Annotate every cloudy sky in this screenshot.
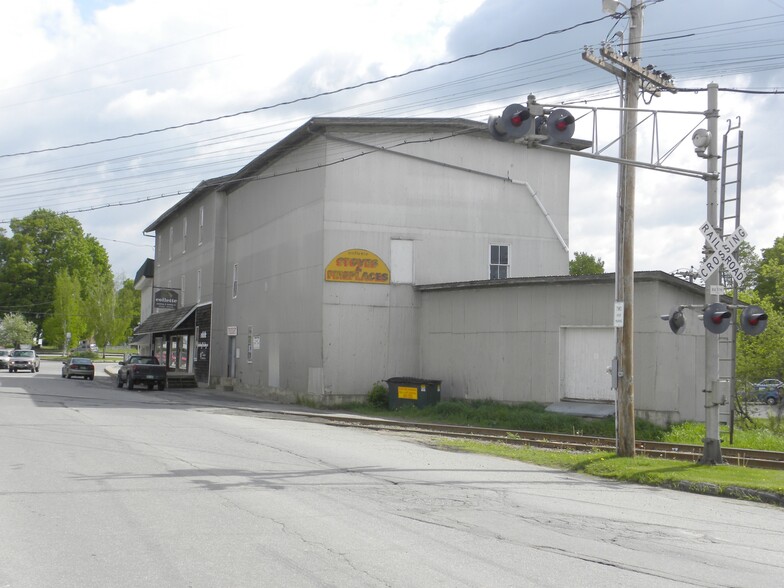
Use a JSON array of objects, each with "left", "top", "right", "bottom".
[{"left": 2, "top": 0, "right": 784, "bottom": 281}]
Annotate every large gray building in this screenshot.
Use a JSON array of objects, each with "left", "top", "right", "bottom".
[{"left": 133, "top": 116, "right": 706, "bottom": 425}]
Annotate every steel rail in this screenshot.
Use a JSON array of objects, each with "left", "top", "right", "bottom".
[{"left": 264, "top": 411, "right": 784, "bottom": 470}]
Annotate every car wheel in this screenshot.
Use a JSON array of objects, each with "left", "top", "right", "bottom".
[
  {"left": 89, "top": 376, "right": 94, "bottom": 381},
  {"left": 35, "top": 366, "right": 39, "bottom": 372},
  {"left": 116, "top": 376, "right": 124, "bottom": 388},
  {"left": 158, "top": 382, "right": 166, "bottom": 391},
  {"left": 127, "top": 378, "right": 134, "bottom": 390},
  {"left": 67, "top": 374, "right": 72, "bottom": 379},
  {"left": 61, "top": 372, "right": 65, "bottom": 378},
  {"left": 767, "top": 396, "right": 778, "bottom": 405},
  {"left": 147, "top": 383, "right": 154, "bottom": 391}
]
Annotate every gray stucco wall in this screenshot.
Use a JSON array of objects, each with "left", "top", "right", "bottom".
[{"left": 418, "top": 273, "right": 706, "bottom": 425}]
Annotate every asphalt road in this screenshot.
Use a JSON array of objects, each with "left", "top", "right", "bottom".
[{"left": 2, "top": 361, "right": 783, "bottom": 587}]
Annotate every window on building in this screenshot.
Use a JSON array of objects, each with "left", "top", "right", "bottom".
[
  {"left": 232, "top": 263, "right": 239, "bottom": 299},
  {"left": 168, "top": 226, "right": 174, "bottom": 261},
  {"left": 182, "top": 217, "right": 188, "bottom": 254},
  {"left": 489, "top": 244, "right": 509, "bottom": 279},
  {"left": 198, "top": 206, "right": 204, "bottom": 246},
  {"left": 196, "top": 269, "right": 202, "bottom": 303},
  {"left": 391, "top": 239, "right": 414, "bottom": 284}
]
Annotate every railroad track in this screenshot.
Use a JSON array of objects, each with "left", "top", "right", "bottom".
[{"left": 268, "top": 411, "right": 784, "bottom": 470}]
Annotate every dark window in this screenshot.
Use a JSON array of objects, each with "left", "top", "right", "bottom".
[{"left": 490, "top": 244, "right": 509, "bottom": 279}]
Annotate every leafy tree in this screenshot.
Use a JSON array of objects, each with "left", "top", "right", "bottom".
[
  {"left": 0, "top": 209, "right": 112, "bottom": 331},
  {"left": 735, "top": 292, "right": 784, "bottom": 384},
  {"left": 727, "top": 241, "right": 761, "bottom": 293},
  {"left": 0, "top": 313, "right": 38, "bottom": 348},
  {"left": 116, "top": 278, "right": 141, "bottom": 342},
  {"left": 569, "top": 251, "right": 605, "bottom": 276},
  {"left": 84, "top": 273, "right": 123, "bottom": 354},
  {"left": 42, "top": 270, "right": 87, "bottom": 352},
  {"left": 756, "top": 236, "right": 784, "bottom": 310}
]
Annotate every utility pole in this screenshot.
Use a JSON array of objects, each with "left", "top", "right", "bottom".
[
  {"left": 699, "top": 82, "right": 724, "bottom": 464},
  {"left": 615, "top": 0, "right": 643, "bottom": 457},
  {"left": 584, "top": 0, "right": 645, "bottom": 457}
]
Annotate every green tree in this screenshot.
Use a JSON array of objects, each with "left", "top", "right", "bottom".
[
  {"left": 84, "top": 273, "right": 122, "bottom": 354},
  {"left": 0, "top": 209, "right": 112, "bottom": 331},
  {"left": 569, "top": 251, "right": 605, "bottom": 276},
  {"left": 756, "top": 236, "right": 784, "bottom": 310},
  {"left": 736, "top": 292, "right": 784, "bottom": 383},
  {"left": 115, "top": 278, "right": 141, "bottom": 341},
  {"left": 726, "top": 241, "right": 761, "bottom": 293},
  {"left": 42, "top": 270, "right": 87, "bottom": 352},
  {"left": 0, "top": 313, "right": 38, "bottom": 348}
]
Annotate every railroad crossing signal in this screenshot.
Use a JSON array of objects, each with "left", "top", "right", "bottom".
[
  {"left": 660, "top": 306, "right": 686, "bottom": 334},
  {"left": 740, "top": 305, "right": 768, "bottom": 335},
  {"left": 697, "top": 223, "right": 748, "bottom": 285},
  {"left": 702, "top": 302, "right": 732, "bottom": 334}
]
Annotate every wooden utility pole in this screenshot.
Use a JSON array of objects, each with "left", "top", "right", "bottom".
[{"left": 616, "top": 0, "right": 643, "bottom": 457}]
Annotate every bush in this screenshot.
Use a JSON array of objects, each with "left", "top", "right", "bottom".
[{"left": 367, "top": 382, "right": 388, "bottom": 408}]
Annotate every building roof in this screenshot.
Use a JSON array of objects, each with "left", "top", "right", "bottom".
[
  {"left": 134, "top": 304, "right": 197, "bottom": 335},
  {"left": 143, "top": 116, "right": 587, "bottom": 233},
  {"left": 133, "top": 258, "right": 154, "bottom": 287},
  {"left": 416, "top": 270, "right": 707, "bottom": 296}
]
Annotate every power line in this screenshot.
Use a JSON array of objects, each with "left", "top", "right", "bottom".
[{"left": 0, "top": 13, "right": 617, "bottom": 160}]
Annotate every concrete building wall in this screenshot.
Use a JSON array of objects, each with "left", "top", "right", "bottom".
[
  {"left": 316, "top": 130, "right": 572, "bottom": 399},
  {"left": 220, "top": 143, "right": 327, "bottom": 398},
  {"left": 418, "top": 274, "right": 706, "bottom": 425}
]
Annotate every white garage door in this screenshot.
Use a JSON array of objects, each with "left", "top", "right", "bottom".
[{"left": 561, "top": 326, "right": 615, "bottom": 401}]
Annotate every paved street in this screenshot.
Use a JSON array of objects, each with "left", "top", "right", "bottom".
[{"left": 2, "top": 361, "right": 783, "bottom": 587}]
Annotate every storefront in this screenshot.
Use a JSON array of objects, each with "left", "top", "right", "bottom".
[{"left": 132, "top": 302, "right": 212, "bottom": 384}]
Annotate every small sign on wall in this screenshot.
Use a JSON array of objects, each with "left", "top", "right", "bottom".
[{"left": 325, "top": 249, "right": 390, "bottom": 284}]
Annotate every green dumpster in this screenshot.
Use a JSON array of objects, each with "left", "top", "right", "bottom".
[{"left": 386, "top": 377, "right": 441, "bottom": 409}]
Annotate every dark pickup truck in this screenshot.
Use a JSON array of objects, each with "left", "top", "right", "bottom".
[{"left": 117, "top": 355, "right": 167, "bottom": 390}]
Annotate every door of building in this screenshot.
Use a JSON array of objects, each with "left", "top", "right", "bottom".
[
  {"left": 227, "top": 335, "right": 236, "bottom": 378},
  {"left": 560, "top": 326, "right": 615, "bottom": 401}
]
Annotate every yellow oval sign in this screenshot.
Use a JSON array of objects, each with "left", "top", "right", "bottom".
[{"left": 325, "top": 249, "right": 390, "bottom": 284}]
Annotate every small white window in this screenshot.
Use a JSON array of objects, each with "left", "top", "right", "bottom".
[
  {"left": 232, "top": 263, "right": 239, "bottom": 299},
  {"left": 168, "top": 226, "right": 174, "bottom": 261},
  {"left": 182, "top": 217, "right": 188, "bottom": 254},
  {"left": 196, "top": 269, "right": 202, "bottom": 303},
  {"left": 198, "top": 206, "right": 204, "bottom": 246},
  {"left": 391, "top": 239, "right": 414, "bottom": 284},
  {"left": 489, "top": 244, "right": 509, "bottom": 279}
]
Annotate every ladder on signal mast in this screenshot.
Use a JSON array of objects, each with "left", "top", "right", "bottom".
[{"left": 717, "top": 119, "right": 743, "bottom": 436}]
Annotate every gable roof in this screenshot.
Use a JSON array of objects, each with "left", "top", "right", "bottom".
[{"left": 143, "top": 115, "right": 587, "bottom": 233}]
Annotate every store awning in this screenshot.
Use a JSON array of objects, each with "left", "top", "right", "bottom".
[{"left": 134, "top": 304, "right": 197, "bottom": 336}]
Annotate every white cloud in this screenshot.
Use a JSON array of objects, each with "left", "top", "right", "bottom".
[{"left": 1, "top": 0, "right": 783, "bottom": 280}]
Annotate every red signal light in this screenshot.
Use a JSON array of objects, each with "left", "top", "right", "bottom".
[
  {"left": 554, "top": 115, "right": 575, "bottom": 132},
  {"left": 510, "top": 110, "right": 529, "bottom": 127}
]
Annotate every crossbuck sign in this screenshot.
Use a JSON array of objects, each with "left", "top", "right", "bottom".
[{"left": 698, "top": 222, "right": 748, "bottom": 285}]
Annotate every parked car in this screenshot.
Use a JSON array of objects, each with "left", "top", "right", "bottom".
[
  {"left": 9, "top": 349, "right": 41, "bottom": 373},
  {"left": 72, "top": 343, "right": 99, "bottom": 354},
  {"left": 750, "top": 379, "right": 784, "bottom": 405},
  {"left": 117, "top": 355, "right": 167, "bottom": 390},
  {"left": 61, "top": 357, "right": 95, "bottom": 380},
  {"left": 0, "top": 349, "right": 10, "bottom": 369}
]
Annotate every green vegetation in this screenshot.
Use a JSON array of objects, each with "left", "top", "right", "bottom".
[
  {"left": 0, "top": 313, "right": 38, "bottom": 348},
  {"left": 0, "top": 209, "right": 142, "bottom": 350},
  {"left": 569, "top": 251, "right": 605, "bottom": 275},
  {"left": 441, "top": 440, "right": 784, "bottom": 499}
]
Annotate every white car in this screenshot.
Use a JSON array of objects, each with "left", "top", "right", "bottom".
[{"left": 9, "top": 349, "right": 41, "bottom": 373}]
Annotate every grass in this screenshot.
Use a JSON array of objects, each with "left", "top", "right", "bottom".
[
  {"left": 441, "top": 439, "right": 784, "bottom": 500},
  {"left": 332, "top": 397, "right": 784, "bottom": 503}
]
